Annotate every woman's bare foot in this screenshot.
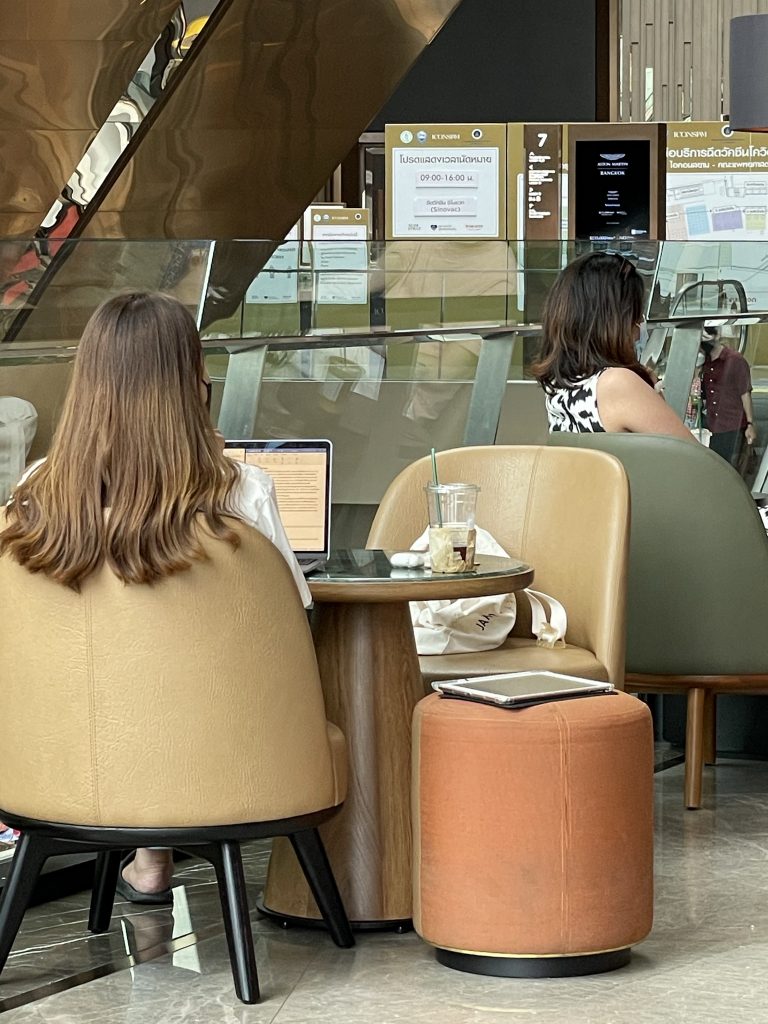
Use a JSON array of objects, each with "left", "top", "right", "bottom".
[{"left": 122, "top": 848, "right": 174, "bottom": 894}]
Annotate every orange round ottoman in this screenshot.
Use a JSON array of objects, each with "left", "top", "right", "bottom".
[{"left": 412, "top": 691, "right": 654, "bottom": 977}]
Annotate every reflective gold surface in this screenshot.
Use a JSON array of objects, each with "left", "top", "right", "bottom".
[
  {"left": 0, "top": 42, "right": 165, "bottom": 129},
  {"left": 6, "top": 0, "right": 462, "bottom": 341},
  {"left": 0, "top": 130, "right": 93, "bottom": 229},
  {"left": 82, "top": 0, "right": 464, "bottom": 240},
  {"left": 396, "top": 0, "right": 462, "bottom": 35},
  {"left": 0, "top": 0, "right": 180, "bottom": 235},
  {"left": 0, "top": 2, "right": 179, "bottom": 41}
]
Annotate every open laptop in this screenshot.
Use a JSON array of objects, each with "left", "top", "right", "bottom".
[{"left": 224, "top": 439, "right": 332, "bottom": 575}]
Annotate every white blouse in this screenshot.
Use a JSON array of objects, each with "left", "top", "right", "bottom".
[
  {"left": 229, "top": 462, "right": 312, "bottom": 607},
  {"left": 15, "top": 459, "right": 312, "bottom": 608}
]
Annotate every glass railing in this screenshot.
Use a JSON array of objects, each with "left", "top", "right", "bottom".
[
  {"left": 3, "top": 238, "right": 768, "bottom": 536},
  {"left": 5, "top": 237, "right": 768, "bottom": 343}
]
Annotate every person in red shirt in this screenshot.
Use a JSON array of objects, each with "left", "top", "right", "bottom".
[{"left": 700, "top": 326, "right": 756, "bottom": 467}]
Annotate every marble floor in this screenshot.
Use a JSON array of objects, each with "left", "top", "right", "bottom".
[{"left": 0, "top": 758, "right": 767, "bottom": 1023}]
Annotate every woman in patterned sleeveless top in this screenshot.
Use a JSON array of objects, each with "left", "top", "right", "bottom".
[{"left": 533, "top": 252, "right": 693, "bottom": 441}]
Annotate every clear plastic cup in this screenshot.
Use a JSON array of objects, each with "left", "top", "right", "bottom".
[{"left": 425, "top": 483, "right": 480, "bottom": 573}]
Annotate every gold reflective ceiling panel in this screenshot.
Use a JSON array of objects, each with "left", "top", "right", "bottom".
[
  {"left": 0, "top": 0, "right": 181, "bottom": 235},
  {"left": 0, "top": 2, "right": 180, "bottom": 41},
  {"left": 393, "top": 0, "right": 462, "bottom": 36},
  {"left": 82, "top": 0, "right": 464, "bottom": 239}
]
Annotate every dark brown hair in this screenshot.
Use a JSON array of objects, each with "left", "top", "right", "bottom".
[
  {"left": 534, "top": 252, "right": 652, "bottom": 391},
  {"left": 1, "top": 292, "right": 240, "bottom": 589}
]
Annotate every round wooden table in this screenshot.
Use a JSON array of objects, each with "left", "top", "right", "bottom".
[{"left": 259, "top": 549, "right": 534, "bottom": 930}]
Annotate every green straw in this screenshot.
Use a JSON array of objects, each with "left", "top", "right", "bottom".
[{"left": 430, "top": 448, "right": 443, "bottom": 527}]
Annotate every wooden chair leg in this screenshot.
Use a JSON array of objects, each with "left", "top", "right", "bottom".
[
  {"left": 88, "top": 850, "right": 122, "bottom": 934},
  {"left": 703, "top": 692, "right": 717, "bottom": 766},
  {"left": 685, "top": 688, "right": 707, "bottom": 810},
  {"left": 290, "top": 828, "right": 354, "bottom": 948},
  {"left": 203, "top": 841, "right": 260, "bottom": 1005},
  {"left": 0, "top": 833, "right": 49, "bottom": 972}
]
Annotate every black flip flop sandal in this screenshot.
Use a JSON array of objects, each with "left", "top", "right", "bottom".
[{"left": 115, "top": 853, "right": 174, "bottom": 905}]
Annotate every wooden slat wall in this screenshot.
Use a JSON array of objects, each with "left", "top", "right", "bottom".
[{"left": 619, "top": 0, "right": 768, "bottom": 120}]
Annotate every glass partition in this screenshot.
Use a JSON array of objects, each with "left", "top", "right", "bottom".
[
  {"left": 6, "top": 237, "right": 768, "bottom": 341},
  {"left": 3, "top": 237, "right": 768, "bottom": 535}
]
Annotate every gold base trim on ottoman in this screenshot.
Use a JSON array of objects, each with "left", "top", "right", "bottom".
[
  {"left": 436, "top": 947, "right": 631, "bottom": 978},
  {"left": 438, "top": 941, "right": 631, "bottom": 958}
]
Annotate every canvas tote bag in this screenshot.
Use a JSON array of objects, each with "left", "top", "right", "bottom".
[{"left": 409, "top": 527, "right": 567, "bottom": 656}]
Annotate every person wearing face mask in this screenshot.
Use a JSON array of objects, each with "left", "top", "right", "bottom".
[
  {"left": 535, "top": 252, "right": 694, "bottom": 440},
  {"left": 699, "top": 326, "right": 756, "bottom": 467},
  {"left": 0, "top": 292, "right": 312, "bottom": 903},
  {"left": 635, "top": 319, "right": 650, "bottom": 361}
]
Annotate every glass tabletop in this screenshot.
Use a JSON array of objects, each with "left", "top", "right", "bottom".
[{"left": 309, "top": 548, "right": 531, "bottom": 583}]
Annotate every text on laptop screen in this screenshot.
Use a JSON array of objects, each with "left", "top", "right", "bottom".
[{"left": 225, "top": 447, "right": 328, "bottom": 553}]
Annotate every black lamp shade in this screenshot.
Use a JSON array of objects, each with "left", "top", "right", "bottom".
[{"left": 730, "top": 14, "right": 768, "bottom": 132}]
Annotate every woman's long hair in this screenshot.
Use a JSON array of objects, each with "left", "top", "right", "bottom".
[
  {"left": 533, "top": 252, "right": 652, "bottom": 392},
  {"left": 1, "top": 292, "right": 240, "bottom": 589}
]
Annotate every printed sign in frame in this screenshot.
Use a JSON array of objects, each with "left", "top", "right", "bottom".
[
  {"left": 308, "top": 207, "right": 370, "bottom": 306},
  {"left": 385, "top": 123, "right": 506, "bottom": 240},
  {"left": 666, "top": 121, "right": 768, "bottom": 241}
]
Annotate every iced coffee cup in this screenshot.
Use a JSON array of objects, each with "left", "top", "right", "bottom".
[{"left": 425, "top": 483, "right": 479, "bottom": 573}]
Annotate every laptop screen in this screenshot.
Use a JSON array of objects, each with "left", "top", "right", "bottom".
[{"left": 223, "top": 439, "right": 332, "bottom": 557}]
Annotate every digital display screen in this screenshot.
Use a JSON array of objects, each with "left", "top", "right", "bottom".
[
  {"left": 574, "top": 140, "right": 651, "bottom": 241},
  {"left": 224, "top": 442, "right": 330, "bottom": 554}
]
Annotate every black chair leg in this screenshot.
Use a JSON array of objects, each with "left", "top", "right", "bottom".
[
  {"left": 203, "top": 841, "right": 260, "bottom": 1005},
  {"left": 290, "top": 829, "right": 354, "bottom": 948},
  {"left": 0, "top": 833, "right": 49, "bottom": 972},
  {"left": 88, "top": 850, "right": 122, "bottom": 934}
]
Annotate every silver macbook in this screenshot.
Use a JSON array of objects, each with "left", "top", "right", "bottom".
[{"left": 224, "top": 439, "right": 332, "bottom": 574}]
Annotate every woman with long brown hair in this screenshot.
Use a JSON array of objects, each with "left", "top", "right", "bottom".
[
  {"left": 534, "top": 251, "right": 693, "bottom": 439},
  {"left": 0, "top": 291, "right": 311, "bottom": 901}
]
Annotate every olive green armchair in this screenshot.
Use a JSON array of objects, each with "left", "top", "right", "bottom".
[{"left": 550, "top": 432, "right": 768, "bottom": 809}]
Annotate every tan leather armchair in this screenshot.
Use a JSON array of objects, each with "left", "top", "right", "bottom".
[
  {"left": 0, "top": 520, "right": 353, "bottom": 1004},
  {"left": 367, "top": 445, "right": 630, "bottom": 689}
]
